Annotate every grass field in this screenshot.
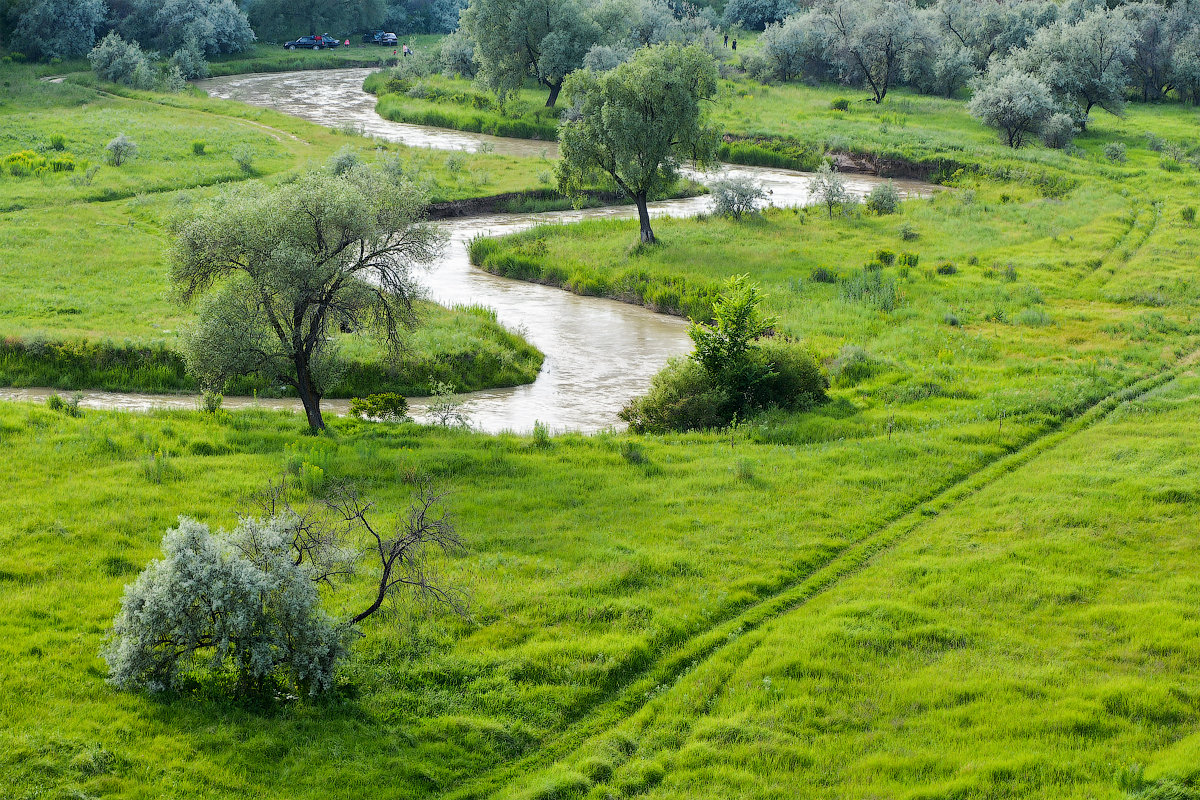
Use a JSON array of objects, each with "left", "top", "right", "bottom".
[
  {"left": 3, "top": 35, "right": 1200, "bottom": 800},
  {"left": 0, "top": 60, "right": 564, "bottom": 396}
]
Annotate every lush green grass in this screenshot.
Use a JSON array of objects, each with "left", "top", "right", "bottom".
[
  {"left": 0, "top": 61, "right": 566, "bottom": 396},
  {"left": 367, "top": 72, "right": 563, "bottom": 140},
  {"left": 5, "top": 36, "right": 1200, "bottom": 800}
]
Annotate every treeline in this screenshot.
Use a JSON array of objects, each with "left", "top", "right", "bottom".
[
  {"left": 0, "top": 0, "right": 470, "bottom": 62},
  {"left": 746, "top": 0, "right": 1200, "bottom": 111}
]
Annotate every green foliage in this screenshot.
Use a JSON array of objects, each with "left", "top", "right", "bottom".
[
  {"left": 191, "top": 140, "right": 206, "bottom": 156},
  {"left": 831, "top": 97, "right": 850, "bottom": 111},
  {"left": 865, "top": 180, "right": 901, "bottom": 215},
  {"left": 1183, "top": 206, "right": 1196, "bottom": 225},
  {"left": 105, "top": 134, "right": 137, "bottom": 167},
  {"left": 170, "top": 166, "right": 440, "bottom": 429},
  {"left": 557, "top": 43, "right": 720, "bottom": 243},
  {"left": 708, "top": 174, "right": 768, "bottom": 219},
  {"left": 103, "top": 516, "right": 348, "bottom": 695},
  {"left": 1106, "top": 142, "right": 1129, "bottom": 163},
  {"left": 349, "top": 392, "right": 410, "bottom": 422}
]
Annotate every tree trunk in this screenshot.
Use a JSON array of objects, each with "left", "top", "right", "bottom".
[
  {"left": 635, "top": 195, "right": 655, "bottom": 244},
  {"left": 295, "top": 364, "right": 325, "bottom": 430},
  {"left": 545, "top": 82, "right": 562, "bottom": 107}
]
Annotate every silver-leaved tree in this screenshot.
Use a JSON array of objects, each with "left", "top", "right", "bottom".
[
  {"left": 169, "top": 165, "right": 441, "bottom": 430},
  {"left": 103, "top": 481, "right": 464, "bottom": 696}
]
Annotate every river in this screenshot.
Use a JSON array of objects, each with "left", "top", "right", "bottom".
[{"left": 0, "top": 69, "right": 931, "bottom": 433}]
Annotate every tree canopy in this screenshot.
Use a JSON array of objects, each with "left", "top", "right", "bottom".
[
  {"left": 460, "top": 0, "right": 601, "bottom": 106},
  {"left": 169, "top": 165, "right": 441, "bottom": 430},
  {"left": 556, "top": 43, "right": 719, "bottom": 244}
]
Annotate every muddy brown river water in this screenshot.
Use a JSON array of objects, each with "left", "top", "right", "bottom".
[{"left": 1, "top": 70, "right": 934, "bottom": 433}]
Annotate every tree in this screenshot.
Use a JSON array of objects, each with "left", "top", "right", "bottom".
[
  {"left": 967, "top": 70, "right": 1054, "bottom": 147},
  {"left": 760, "top": 15, "right": 816, "bottom": 83},
  {"left": 933, "top": 0, "right": 1058, "bottom": 72},
  {"left": 169, "top": 166, "right": 441, "bottom": 431},
  {"left": 88, "top": 32, "right": 152, "bottom": 87},
  {"left": 460, "top": 0, "right": 601, "bottom": 106},
  {"left": 12, "top": 0, "right": 106, "bottom": 61},
  {"left": 708, "top": 174, "right": 769, "bottom": 219},
  {"left": 103, "top": 480, "right": 464, "bottom": 696},
  {"left": 809, "top": 162, "right": 849, "bottom": 218},
  {"left": 120, "top": 0, "right": 255, "bottom": 55},
  {"left": 689, "top": 274, "right": 775, "bottom": 402},
  {"left": 721, "top": 0, "right": 796, "bottom": 32},
  {"left": 814, "top": 0, "right": 928, "bottom": 104},
  {"left": 246, "top": 0, "right": 385, "bottom": 40},
  {"left": 1171, "top": 26, "right": 1200, "bottom": 105},
  {"left": 1009, "top": 6, "right": 1135, "bottom": 127},
  {"left": 557, "top": 43, "right": 719, "bottom": 244}
]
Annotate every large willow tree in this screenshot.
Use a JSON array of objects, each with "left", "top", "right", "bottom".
[{"left": 169, "top": 167, "right": 441, "bottom": 430}]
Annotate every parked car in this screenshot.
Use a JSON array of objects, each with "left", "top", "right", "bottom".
[
  {"left": 284, "top": 36, "right": 331, "bottom": 50},
  {"left": 317, "top": 34, "right": 341, "bottom": 47},
  {"left": 361, "top": 30, "right": 397, "bottom": 46}
]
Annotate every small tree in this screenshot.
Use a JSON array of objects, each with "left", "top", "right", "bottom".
[
  {"left": 105, "top": 134, "right": 138, "bottom": 166},
  {"left": 865, "top": 180, "right": 901, "bottom": 214},
  {"left": 967, "top": 71, "right": 1054, "bottom": 148},
  {"left": 557, "top": 43, "right": 720, "bottom": 244},
  {"left": 810, "top": 162, "right": 850, "bottom": 218},
  {"left": 709, "top": 174, "right": 769, "bottom": 219},
  {"left": 88, "top": 32, "right": 152, "bottom": 87},
  {"left": 169, "top": 166, "right": 442, "bottom": 430},
  {"left": 689, "top": 274, "right": 776, "bottom": 403},
  {"left": 103, "top": 480, "right": 464, "bottom": 696}
]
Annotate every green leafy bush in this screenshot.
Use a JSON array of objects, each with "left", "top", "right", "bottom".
[
  {"left": 830, "top": 97, "right": 850, "bottom": 111},
  {"left": 1104, "top": 142, "right": 1127, "bottom": 164},
  {"left": 349, "top": 392, "right": 410, "bottom": 421}
]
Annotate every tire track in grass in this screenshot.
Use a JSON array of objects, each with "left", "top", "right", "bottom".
[{"left": 448, "top": 348, "right": 1198, "bottom": 800}]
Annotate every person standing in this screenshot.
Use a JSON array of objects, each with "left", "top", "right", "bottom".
[
  {"left": 723, "top": 33, "right": 728, "bottom": 47},
  {"left": 402, "top": 44, "right": 411, "bottom": 57},
  {"left": 731, "top": 39, "right": 737, "bottom": 51}
]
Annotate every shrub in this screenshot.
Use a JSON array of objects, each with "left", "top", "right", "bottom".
[
  {"left": 1104, "top": 142, "right": 1127, "bottom": 164},
  {"left": 231, "top": 146, "right": 254, "bottom": 174},
  {"left": 1183, "top": 206, "right": 1196, "bottom": 225},
  {"left": 967, "top": 72, "right": 1054, "bottom": 148},
  {"left": 49, "top": 133, "right": 66, "bottom": 151},
  {"left": 1040, "top": 113, "right": 1076, "bottom": 149},
  {"left": 810, "top": 266, "right": 838, "bottom": 283},
  {"left": 191, "top": 140, "right": 206, "bottom": 156},
  {"left": 619, "top": 356, "right": 733, "bottom": 433},
  {"left": 875, "top": 249, "right": 896, "bottom": 266},
  {"left": 899, "top": 223, "right": 919, "bottom": 241},
  {"left": 865, "top": 181, "right": 901, "bottom": 215},
  {"left": 708, "top": 174, "right": 769, "bottom": 219},
  {"left": 328, "top": 145, "right": 362, "bottom": 176},
  {"left": 88, "top": 32, "right": 151, "bottom": 87},
  {"left": 349, "top": 392, "right": 410, "bottom": 422},
  {"left": 105, "top": 134, "right": 137, "bottom": 166},
  {"left": 898, "top": 252, "right": 918, "bottom": 268},
  {"left": 103, "top": 485, "right": 463, "bottom": 697},
  {"left": 830, "top": 97, "right": 850, "bottom": 111},
  {"left": 936, "top": 262, "right": 958, "bottom": 275},
  {"left": 200, "top": 390, "right": 222, "bottom": 413},
  {"left": 753, "top": 341, "right": 828, "bottom": 409}
]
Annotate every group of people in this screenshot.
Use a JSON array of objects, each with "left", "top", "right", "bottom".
[{"left": 723, "top": 34, "right": 737, "bottom": 50}]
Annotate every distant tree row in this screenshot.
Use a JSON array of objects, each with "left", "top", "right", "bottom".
[
  {"left": 0, "top": 0, "right": 476, "bottom": 62},
  {"left": 744, "top": 0, "right": 1200, "bottom": 115},
  {"left": 2, "top": 0, "right": 254, "bottom": 61}
]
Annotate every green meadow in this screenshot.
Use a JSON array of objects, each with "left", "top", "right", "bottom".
[
  {"left": 2, "top": 31, "right": 1200, "bottom": 800},
  {"left": 0, "top": 61, "right": 562, "bottom": 396}
]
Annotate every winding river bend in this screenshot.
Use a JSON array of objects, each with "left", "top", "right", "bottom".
[{"left": 1, "top": 70, "right": 932, "bottom": 433}]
